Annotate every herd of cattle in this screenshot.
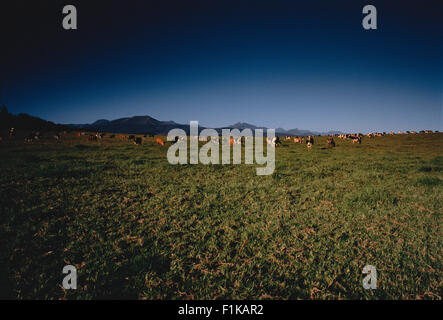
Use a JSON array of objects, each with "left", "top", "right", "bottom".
[
  {"left": 0, "top": 127, "right": 440, "bottom": 150},
  {"left": 84, "top": 132, "right": 165, "bottom": 146}
]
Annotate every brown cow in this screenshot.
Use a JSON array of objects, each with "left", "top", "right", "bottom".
[
  {"left": 352, "top": 137, "right": 361, "bottom": 144},
  {"left": 306, "top": 136, "right": 314, "bottom": 150},
  {"left": 156, "top": 138, "right": 165, "bottom": 146},
  {"left": 327, "top": 137, "right": 335, "bottom": 147}
]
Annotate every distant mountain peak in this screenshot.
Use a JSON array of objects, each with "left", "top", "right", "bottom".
[
  {"left": 229, "top": 122, "right": 263, "bottom": 130},
  {"left": 92, "top": 119, "right": 109, "bottom": 125}
]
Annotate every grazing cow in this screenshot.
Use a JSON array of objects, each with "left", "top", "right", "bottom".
[
  {"left": 24, "top": 132, "right": 40, "bottom": 143},
  {"left": 285, "top": 136, "right": 291, "bottom": 141},
  {"left": 156, "top": 138, "right": 165, "bottom": 146},
  {"left": 327, "top": 137, "right": 335, "bottom": 147},
  {"left": 352, "top": 137, "right": 361, "bottom": 144},
  {"left": 32, "top": 132, "right": 40, "bottom": 140},
  {"left": 266, "top": 137, "right": 280, "bottom": 146},
  {"left": 293, "top": 137, "right": 304, "bottom": 144},
  {"left": 134, "top": 137, "right": 142, "bottom": 145},
  {"left": 306, "top": 136, "right": 314, "bottom": 150},
  {"left": 54, "top": 133, "right": 61, "bottom": 141}
]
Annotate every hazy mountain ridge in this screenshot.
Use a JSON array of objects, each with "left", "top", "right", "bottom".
[
  {"left": 69, "top": 115, "right": 194, "bottom": 135},
  {"left": 68, "top": 115, "right": 343, "bottom": 136}
]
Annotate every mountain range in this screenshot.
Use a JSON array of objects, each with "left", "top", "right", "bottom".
[{"left": 68, "top": 115, "right": 343, "bottom": 136}]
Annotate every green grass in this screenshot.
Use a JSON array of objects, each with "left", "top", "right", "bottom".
[{"left": 0, "top": 133, "right": 441, "bottom": 299}]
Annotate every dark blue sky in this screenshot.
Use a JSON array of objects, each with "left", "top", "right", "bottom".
[{"left": 1, "top": 0, "right": 442, "bottom": 132}]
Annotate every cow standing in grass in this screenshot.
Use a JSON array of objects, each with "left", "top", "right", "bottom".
[
  {"left": 24, "top": 136, "right": 33, "bottom": 143},
  {"left": 352, "top": 137, "right": 361, "bottom": 144},
  {"left": 306, "top": 136, "right": 314, "bottom": 150},
  {"left": 327, "top": 137, "right": 335, "bottom": 148},
  {"left": 156, "top": 138, "right": 165, "bottom": 146}
]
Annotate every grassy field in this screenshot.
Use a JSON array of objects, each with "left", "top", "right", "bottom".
[{"left": 0, "top": 132, "right": 441, "bottom": 299}]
